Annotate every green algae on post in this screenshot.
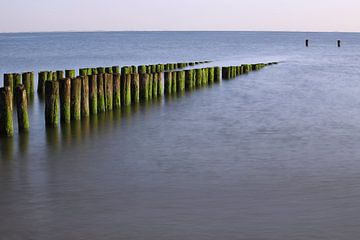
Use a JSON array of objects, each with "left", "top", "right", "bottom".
[
  {"left": 140, "top": 73, "right": 149, "bottom": 102},
  {"left": 185, "top": 70, "right": 193, "bottom": 91},
  {"left": 16, "top": 85, "right": 30, "bottom": 132},
  {"left": 45, "top": 80, "right": 59, "bottom": 128},
  {"left": 214, "top": 67, "right": 221, "bottom": 83},
  {"left": 177, "top": 71, "right": 185, "bottom": 92},
  {"left": 164, "top": 72, "right": 172, "bottom": 95},
  {"left": 4, "top": 73, "right": 14, "bottom": 94},
  {"left": 157, "top": 72, "right": 163, "bottom": 97},
  {"left": 65, "top": 70, "right": 76, "bottom": 78},
  {"left": 131, "top": 73, "right": 140, "bottom": 104},
  {"left": 37, "top": 71, "right": 48, "bottom": 96},
  {"left": 59, "top": 78, "right": 71, "bottom": 123},
  {"left": 122, "top": 74, "right": 132, "bottom": 106},
  {"left": 152, "top": 73, "right": 158, "bottom": 99},
  {"left": 97, "top": 74, "right": 105, "bottom": 113},
  {"left": 0, "top": 87, "right": 14, "bottom": 137}
]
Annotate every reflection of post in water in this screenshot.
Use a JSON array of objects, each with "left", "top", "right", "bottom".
[
  {"left": 0, "top": 137, "right": 14, "bottom": 160},
  {"left": 60, "top": 123, "right": 72, "bottom": 147},
  {"left": 70, "top": 119, "right": 82, "bottom": 144},
  {"left": 81, "top": 117, "right": 91, "bottom": 140},
  {"left": 45, "top": 127, "right": 59, "bottom": 153},
  {"left": 19, "top": 132, "right": 29, "bottom": 157}
]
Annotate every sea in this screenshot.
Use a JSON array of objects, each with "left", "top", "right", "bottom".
[{"left": 1, "top": 31, "right": 360, "bottom": 239}]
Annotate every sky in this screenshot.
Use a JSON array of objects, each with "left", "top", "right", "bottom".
[{"left": 0, "top": 0, "right": 359, "bottom": 32}]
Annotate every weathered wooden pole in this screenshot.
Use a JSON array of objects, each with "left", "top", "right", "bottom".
[
  {"left": 214, "top": 67, "right": 221, "bottom": 83},
  {"left": 164, "top": 72, "right": 172, "bottom": 95},
  {"left": 185, "top": 70, "right": 193, "bottom": 91},
  {"left": 81, "top": 76, "right": 90, "bottom": 117},
  {"left": 202, "top": 68, "right": 208, "bottom": 85},
  {"left": 177, "top": 71, "right": 185, "bottom": 92},
  {"left": 13, "top": 73, "right": 21, "bottom": 89},
  {"left": 97, "top": 74, "right": 105, "bottom": 113},
  {"left": 131, "top": 73, "right": 140, "bottom": 104},
  {"left": 21, "top": 72, "right": 32, "bottom": 98},
  {"left": 97, "top": 67, "right": 106, "bottom": 74},
  {"left": 157, "top": 72, "right": 163, "bottom": 97},
  {"left": 0, "top": 87, "right": 13, "bottom": 137},
  {"left": 79, "top": 68, "right": 88, "bottom": 76},
  {"left": 71, "top": 77, "right": 82, "bottom": 120},
  {"left": 139, "top": 73, "right": 149, "bottom": 102},
  {"left": 56, "top": 70, "right": 64, "bottom": 80},
  {"left": 113, "top": 73, "right": 121, "bottom": 109},
  {"left": 195, "top": 68, "right": 203, "bottom": 87},
  {"left": 65, "top": 70, "right": 76, "bottom": 78},
  {"left": 148, "top": 74, "right": 153, "bottom": 100},
  {"left": 104, "top": 73, "right": 113, "bottom": 111},
  {"left": 122, "top": 74, "right": 132, "bottom": 106},
  {"left": 4, "top": 74, "right": 14, "bottom": 94},
  {"left": 138, "top": 65, "right": 147, "bottom": 74},
  {"left": 337, "top": 40, "right": 341, "bottom": 48},
  {"left": 59, "top": 78, "right": 71, "bottom": 123},
  {"left": 208, "top": 68, "right": 215, "bottom": 84},
  {"left": 171, "top": 71, "right": 177, "bottom": 93},
  {"left": 152, "top": 73, "right": 158, "bottom": 99},
  {"left": 112, "top": 66, "right": 120, "bottom": 74},
  {"left": 89, "top": 75, "right": 98, "bottom": 115},
  {"left": 45, "top": 80, "right": 59, "bottom": 127},
  {"left": 37, "top": 71, "right": 48, "bottom": 95},
  {"left": 306, "top": 39, "right": 309, "bottom": 47},
  {"left": 105, "top": 67, "right": 113, "bottom": 74},
  {"left": 16, "top": 85, "right": 29, "bottom": 132}
]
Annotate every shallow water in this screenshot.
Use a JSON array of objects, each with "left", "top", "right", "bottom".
[{"left": 1, "top": 31, "right": 360, "bottom": 239}]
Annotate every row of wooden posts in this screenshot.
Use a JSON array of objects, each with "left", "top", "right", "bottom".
[{"left": 0, "top": 61, "right": 276, "bottom": 137}]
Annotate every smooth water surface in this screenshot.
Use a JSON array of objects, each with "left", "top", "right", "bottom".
[{"left": 1, "top": 32, "right": 360, "bottom": 239}]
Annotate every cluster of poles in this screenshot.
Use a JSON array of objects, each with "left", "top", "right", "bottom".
[{"left": 0, "top": 61, "right": 277, "bottom": 137}]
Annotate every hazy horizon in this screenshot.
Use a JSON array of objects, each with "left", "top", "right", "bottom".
[{"left": 0, "top": 0, "right": 359, "bottom": 33}]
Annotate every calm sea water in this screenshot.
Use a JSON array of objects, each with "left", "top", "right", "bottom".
[{"left": 1, "top": 31, "right": 360, "bottom": 239}]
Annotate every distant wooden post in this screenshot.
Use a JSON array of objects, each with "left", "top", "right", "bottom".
[
  {"left": 59, "top": 78, "right": 71, "bottom": 123},
  {"left": 89, "top": 75, "right": 98, "bottom": 115},
  {"left": 131, "top": 73, "right": 140, "bottom": 103},
  {"left": 0, "top": 87, "right": 14, "bottom": 137},
  {"left": 337, "top": 40, "right": 341, "bottom": 48},
  {"left": 140, "top": 73, "right": 149, "bottom": 102},
  {"left": 104, "top": 73, "right": 113, "bottom": 111},
  {"left": 97, "top": 74, "right": 105, "bottom": 113},
  {"left": 306, "top": 39, "right": 309, "bottom": 47},
  {"left": 164, "top": 72, "right": 172, "bottom": 95},
  {"left": 71, "top": 77, "right": 82, "bottom": 120},
  {"left": 113, "top": 73, "right": 121, "bottom": 109},
  {"left": 16, "top": 85, "right": 29, "bottom": 132},
  {"left": 81, "top": 76, "right": 90, "bottom": 117}
]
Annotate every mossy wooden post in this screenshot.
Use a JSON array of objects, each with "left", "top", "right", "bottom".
[
  {"left": 139, "top": 73, "right": 149, "bottom": 102},
  {"left": 105, "top": 67, "right": 113, "bottom": 74},
  {"left": 29, "top": 72, "right": 34, "bottom": 97},
  {"left": 113, "top": 73, "right": 121, "bottom": 109},
  {"left": 112, "top": 66, "right": 120, "bottom": 74},
  {"left": 97, "top": 67, "right": 105, "bottom": 74},
  {"left": 65, "top": 70, "right": 76, "bottom": 78},
  {"left": 89, "top": 75, "right": 98, "bottom": 115},
  {"left": 21, "top": 72, "right": 32, "bottom": 97},
  {"left": 56, "top": 70, "right": 64, "bottom": 80},
  {"left": 171, "top": 71, "right": 177, "bottom": 93},
  {"left": 122, "top": 74, "right": 131, "bottom": 106},
  {"left": 16, "top": 85, "right": 29, "bottom": 132},
  {"left": 79, "top": 68, "right": 88, "bottom": 76},
  {"left": 157, "top": 72, "right": 163, "bottom": 97},
  {"left": 45, "top": 81, "right": 59, "bottom": 128},
  {"left": 148, "top": 74, "right": 153, "bottom": 100},
  {"left": 214, "top": 67, "right": 221, "bottom": 83},
  {"left": 164, "top": 72, "right": 172, "bottom": 95},
  {"left": 0, "top": 87, "right": 13, "bottom": 137},
  {"left": 185, "top": 70, "right": 193, "bottom": 91},
  {"left": 195, "top": 68, "right": 203, "bottom": 87},
  {"left": 81, "top": 76, "right": 90, "bottom": 117},
  {"left": 97, "top": 74, "right": 105, "bottom": 113},
  {"left": 37, "top": 71, "right": 48, "bottom": 96},
  {"left": 104, "top": 73, "right": 113, "bottom": 111},
  {"left": 177, "top": 71, "right": 185, "bottom": 92},
  {"left": 152, "top": 73, "right": 158, "bottom": 99},
  {"left": 202, "top": 68, "right": 208, "bottom": 85},
  {"left": 131, "top": 73, "right": 140, "bottom": 104},
  {"left": 59, "top": 78, "right": 71, "bottom": 123},
  {"left": 71, "top": 77, "right": 82, "bottom": 120},
  {"left": 138, "top": 65, "right": 147, "bottom": 74},
  {"left": 4, "top": 74, "right": 14, "bottom": 95},
  {"left": 208, "top": 68, "right": 215, "bottom": 84}
]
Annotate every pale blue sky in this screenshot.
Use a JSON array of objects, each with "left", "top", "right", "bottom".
[{"left": 0, "top": 0, "right": 359, "bottom": 32}]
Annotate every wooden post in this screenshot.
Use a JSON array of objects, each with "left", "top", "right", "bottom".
[
  {"left": 138, "top": 65, "right": 147, "bottom": 74},
  {"left": 97, "top": 67, "right": 105, "bottom": 74},
  {"left": 21, "top": 72, "right": 31, "bottom": 98},
  {"left": 171, "top": 71, "right": 177, "bottom": 93},
  {"left": 177, "top": 71, "right": 185, "bottom": 92},
  {"left": 214, "top": 67, "right": 221, "bottom": 83},
  {"left": 195, "top": 69, "right": 203, "bottom": 87},
  {"left": 122, "top": 74, "right": 131, "bottom": 106},
  {"left": 185, "top": 70, "right": 193, "bottom": 91},
  {"left": 306, "top": 39, "right": 309, "bottom": 47},
  {"left": 0, "top": 87, "right": 13, "bottom": 137},
  {"left": 131, "top": 73, "right": 140, "bottom": 104},
  {"left": 71, "top": 77, "right": 82, "bottom": 120},
  {"left": 37, "top": 71, "right": 48, "bottom": 95},
  {"left": 152, "top": 73, "right": 158, "bottom": 99},
  {"left": 104, "top": 73, "right": 113, "bottom": 111},
  {"left": 164, "top": 72, "right": 172, "bottom": 95},
  {"left": 56, "top": 70, "right": 64, "bottom": 80},
  {"left": 202, "top": 68, "right": 208, "bottom": 85},
  {"left": 157, "top": 72, "right": 163, "bottom": 97},
  {"left": 45, "top": 81, "right": 59, "bottom": 127},
  {"left": 4, "top": 74, "right": 14, "bottom": 95},
  {"left": 140, "top": 73, "right": 149, "bottom": 102},
  {"left": 89, "top": 75, "right": 98, "bottom": 115},
  {"left": 148, "top": 74, "right": 153, "bottom": 100},
  {"left": 65, "top": 70, "right": 76, "bottom": 78},
  {"left": 81, "top": 76, "right": 90, "bottom": 117},
  {"left": 113, "top": 73, "right": 121, "bottom": 109},
  {"left": 79, "top": 68, "right": 88, "bottom": 76},
  {"left": 97, "top": 74, "right": 105, "bottom": 113},
  {"left": 59, "top": 78, "right": 71, "bottom": 123},
  {"left": 16, "top": 85, "right": 29, "bottom": 132},
  {"left": 112, "top": 66, "right": 120, "bottom": 74},
  {"left": 337, "top": 40, "right": 341, "bottom": 48},
  {"left": 105, "top": 67, "right": 113, "bottom": 74}
]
